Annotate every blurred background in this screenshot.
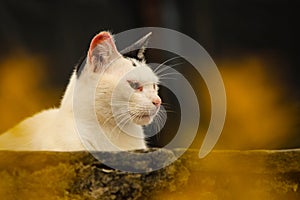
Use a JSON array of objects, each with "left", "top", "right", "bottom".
[{"left": 0, "top": 0, "right": 299, "bottom": 150}]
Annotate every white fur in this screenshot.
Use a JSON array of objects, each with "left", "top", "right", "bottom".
[{"left": 0, "top": 32, "right": 161, "bottom": 151}]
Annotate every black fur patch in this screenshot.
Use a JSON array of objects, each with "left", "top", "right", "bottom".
[
  {"left": 123, "top": 50, "right": 144, "bottom": 62},
  {"left": 76, "top": 56, "right": 87, "bottom": 78}
]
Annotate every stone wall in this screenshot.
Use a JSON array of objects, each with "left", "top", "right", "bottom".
[{"left": 0, "top": 149, "right": 299, "bottom": 199}]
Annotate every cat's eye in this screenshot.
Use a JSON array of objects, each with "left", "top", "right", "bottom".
[{"left": 128, "top": 80, "right": 143, "bottom": 92}]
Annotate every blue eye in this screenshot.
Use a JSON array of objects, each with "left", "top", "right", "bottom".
[{"left": 128, "top": 80, "right": 143, "bottom": 91}]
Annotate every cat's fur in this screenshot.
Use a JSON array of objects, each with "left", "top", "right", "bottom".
[{"left": 0, "top": 31, "right": 161, "bottom": 151}]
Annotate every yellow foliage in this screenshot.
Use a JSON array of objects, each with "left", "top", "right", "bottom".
[
  {"left": 0, "top": 53, "right": 59, "bottom": 133},
  {"left": 215, "top": 56, "right": 297, "bottom": 149}
]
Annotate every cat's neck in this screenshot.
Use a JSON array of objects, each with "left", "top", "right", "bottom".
[
  {"left": 60, "top": 70, "right": 98, "bottom": 114},
  {"left": 60, "top": 71, "right": 77, "bottom": 113}
]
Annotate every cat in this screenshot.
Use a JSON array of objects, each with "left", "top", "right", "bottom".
[{"left": 0, "top": 31, "right": 161, "bottom": 151}]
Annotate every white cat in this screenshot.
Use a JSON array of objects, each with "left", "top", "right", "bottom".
[{"left": 0, "top": 31, "right": 161, "bottom": 151}]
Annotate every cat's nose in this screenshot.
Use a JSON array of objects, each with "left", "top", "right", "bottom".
[{"left": 152, "top": 97, "right": 161, "bottom": 107}]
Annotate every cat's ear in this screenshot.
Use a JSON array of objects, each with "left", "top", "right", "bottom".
[
  {"left": 87, "top": 31, "right": 121, "bottom": 73},
  {"left": 120, "top": 32, "right": 152, "bottom": 61}
]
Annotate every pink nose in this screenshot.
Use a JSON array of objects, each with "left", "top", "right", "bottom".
[{"left": 152, "top": 97, "right": 161, "bottom": 107}]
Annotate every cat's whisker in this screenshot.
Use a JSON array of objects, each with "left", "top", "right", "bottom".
[
  {"left": 158, "top": 77, "right": 179, "bottom": 82},
  {"left": 102, "top": 112, "right": 127, "bottom": 129},
  {"left": 154, "top": 65, "right": 171, "bottom": 76},
  {"left": 111, "top": 114, "right": 131, "bottom": 134},
  {"left": 157, "top": 76, "right": 180, "bottom": 81},
  {"left": 161, "top": 103, "right": 172, "bottom": 110},
  {"left": 110, "top": 99, "right": 130, "bottom": 103},
  {"left": 153, "top": 56, "right": 182, "bottom": 73},
  {"left": 102, "top": 114, "right": 115, "bottom": 127},
  {"left": 151, "top": 112, "right": 165, "bottom": 139},
  {"left": 114, "top": 111, "right": 131, "bottom": 121},
  {"left": 164, "top": 110, "right": 176, "bottom": 114},
  {"left": 152, "top": 118, "right": 161, "bottom": 134},
  {"left": 109, "top": 109, "right": 131, "bottom": 121},
  {"left": 155, "top": 66, "right": 174, "bottom": 77},
  {"left": 113, "top": 115, "right": 133, "bottom": 140},
  {"left": 157, "top": 110, "right": 166, "bottom": 124},
  {"left": 109, "top": 102, "right": 130, "bottom": 107},
  {"left": 118, "top": 117, "right": 133, "bottom": 136},
  {"left": 155, "top": 62, "right": 184, "bottom": 76},
  {"left": 157, "top": 72, "right": 181, "bottom": 78},
  {"left": 112, "top": 113, "right": 129, "bottom": 125}
]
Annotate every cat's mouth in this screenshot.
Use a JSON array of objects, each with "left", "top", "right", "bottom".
[
  {"left": 134, "top": 115, "right": 151, "bottom": 125},
  {"left": 131, "top": 113, "right": 152, "bottom": 119},
  {"left": 130, "top": 109, "right": 157, "bottom": 118},
  {"left": 140, "top": 114, "right": 151, "bottom": 119},
  {"left": 130, "top": 111, "right": 156, "bottom": 125}
]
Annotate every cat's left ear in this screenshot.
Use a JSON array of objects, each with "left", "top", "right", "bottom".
[
  {"left": 87, "top": 31, "right": 121, "bottom": 73},
  {"left": 120, "top": 32, "right": 152, "bottom": 61}
]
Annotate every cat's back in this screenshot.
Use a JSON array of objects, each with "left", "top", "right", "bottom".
[{"left": 0, "top": 109, "right": 59, "bottom": 150}]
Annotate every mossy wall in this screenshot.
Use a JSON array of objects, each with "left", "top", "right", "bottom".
[{"left": 0, "top": 149, "right": 299, "bottom": 200}]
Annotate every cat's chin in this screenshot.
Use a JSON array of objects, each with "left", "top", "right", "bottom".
[{"left": 133, "top": 115, "right": 153, "bottom": 126}]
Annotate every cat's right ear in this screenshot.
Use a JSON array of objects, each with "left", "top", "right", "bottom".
[{"left": 87, "top": 31, "right": 121, "bottom": 73}]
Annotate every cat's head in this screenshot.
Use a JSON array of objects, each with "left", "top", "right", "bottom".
[{"left": 78, "top": 31, "right": 161, "bottom": 126}]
